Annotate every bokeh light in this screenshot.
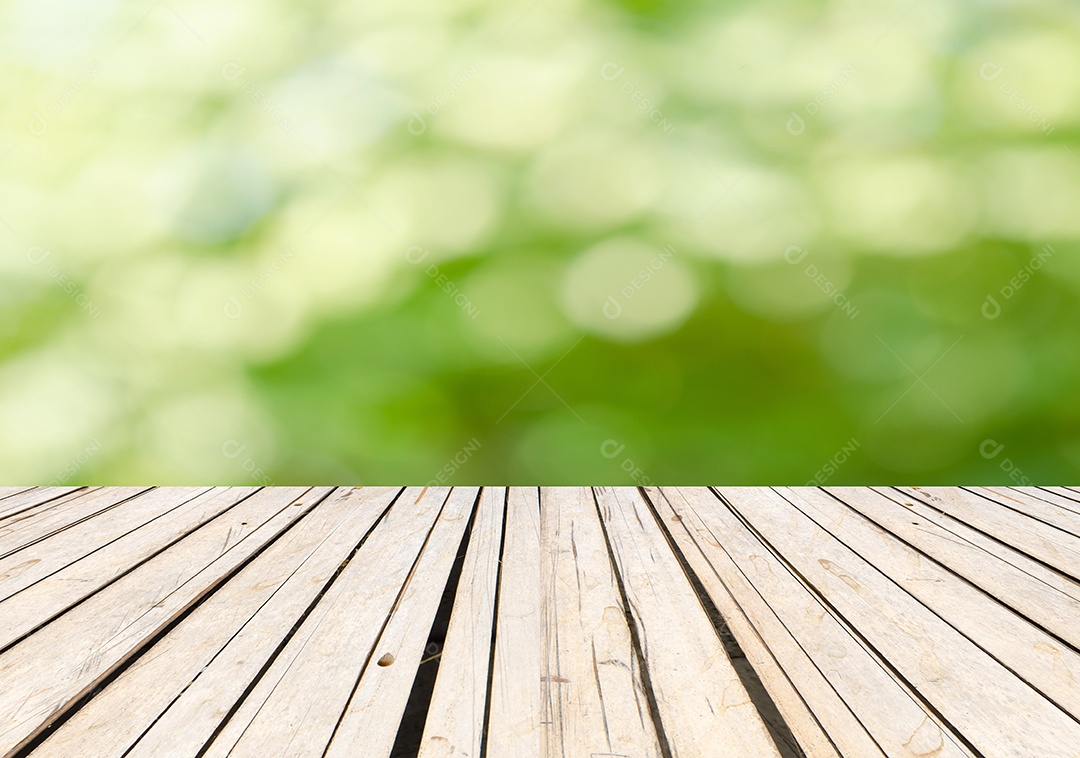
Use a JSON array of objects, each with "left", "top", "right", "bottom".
[{"left": 2, "top": 0, "right": 1079, "bottom": 485}]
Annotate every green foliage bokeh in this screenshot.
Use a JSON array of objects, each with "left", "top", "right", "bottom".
[{"left": 2, "top": 0, "right": 1079, "bottom": 484}]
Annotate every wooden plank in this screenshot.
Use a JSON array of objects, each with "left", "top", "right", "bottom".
[
  {"left": 672, "top": 487, "right": 969, "bottom": 758},
  {"left": 1037, "top": 488, "right": 1080, "bottom": 518},
  {"left": 0, "top": 487, "right": 325, "bottom": 755},
  {"left": 595, "top": 487, "right": 781, "bottom": 758},
  {"left": 0, "top": 488, "right": 101, "bottom": 537},
  {"left": 418, "top": 487, "right": 505, "bottom": 758},
  {"left": 0, "top": 487, "right": 260, "bottom": 649},
  {"left": 0, "top": 487, "right": 149, "bottom": 558},
  {"left": 987, "top": 488, "right": 1080, "bottom": 536},
  {"left": 721, "top": 487, "right": 1080, "bottom": 757},
  {"left": 535, "top": 487, "right": 663, "bottom": 758},
  {"left": 0, "top": 487, "right": 214, "bottom": 603},
  {"left": 202, "top": 487, "right": 455, "bottom": 757},
  {"left": 646, "top": 487, "right": 853, "bottom": 758},
  {"left": 325, "top": 487, "right": 482, "bottom": 756},
  {"left": 0, "top": 488, "right": 33, "bottom": 509},
  {"left": 9, "top": 486, "right": 1079, "bottom": 758},
  {"left": 0, "top": 490, "right": 93, "bottom": 531},
  {"left": 838, "top": 490, "right": 1080, "bottom": 643},
  {"left": 34, "top": 487, "right": 401, "bottom": 758},
  {"left": 902, "top": 487, "right": 1080, "bottom": 580},
  {"left": 833, "top": 488, "right": 1080, "bottom": 646},
  {"left": 887, "top": 489, "right": 1080, "bottom": 604},
  {"left": 780, "top": 487, "right": 1080, "bottom": 720},
  {"left": 487, "top": 487, "right": 543, "bottom": 757},
  {"left": 0, "top": 488, "right": 82, "bottom": 524}
]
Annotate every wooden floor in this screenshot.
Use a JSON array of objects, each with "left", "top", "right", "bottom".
[{"left": 0, "top": 487, "right": 1078, "bottom": 757}]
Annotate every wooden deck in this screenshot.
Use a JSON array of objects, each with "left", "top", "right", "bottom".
[{"left": 1, "top": 486, "right": 1078, "bottom": 757}]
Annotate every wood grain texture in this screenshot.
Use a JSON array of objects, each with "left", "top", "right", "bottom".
[
  {"left": 724, "top": 487, "right": 1080, "bottom": 757},
  {"left": 2, "top": 487, "right": 1078, "bottom": 758},
  {"left": 596, "top": 487, "right": 782, "bottom": 758},
  {"left": 1036, "top": 488, "right": 1080, "bottom": 519},
  {"left": 976, "top": 487, "right": 1080, "bottom": 538},
  {"left": 487, "top": 486, "right": 543, "bottom": 757},
  {"left": 418, "top": 487, "right": 505, "bottom": 758},
  {"left": 0, "top": 487, "right": 214, "bottom": 603},
  {"left": 901, "top": 487, "right": 1080, "bottom": 580},
  {"left": 854, "top": 487, "right": 1080, "bottom": 644},
  {"left": 539, "top": 487, "right": 663, "bottom": 758},
  {"left": 326, "top": 488, "right": 481, "bottom": 757},
  {"left": 0, "top": 488, "right": 82, "bottom": 525},
  {"left": 0, "top": 487, "right": 322, "bottom": 755},
  {"left": 0, "top": 487, "right": 138, "bottom": 556},
  {"left": 0, "top": 486, "right": 260, "bottom": 649},
  {"left": 780, "top": 487, "right": 1080, "bottom": 720},
  {"left": 203, "top": 486, "right": 454, "bottom": 757},
  {"left": 648, "top": 486, "right": 858, "bottom": 758},
  {"left": 690, "top": 487, "right": 970, "bottom": 758},
  {"left": 33, "top": 488, "right": 400, "bottom": 758}
]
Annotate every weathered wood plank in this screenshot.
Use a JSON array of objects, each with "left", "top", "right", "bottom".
[
  {"left": 723, "top": 487, "right": 1080, "bottom": 757},
  {"left": 2, "top": 486, "right": 1077, "bottom": 758},
  {"left": 0, "top": 487, "right": 149, "bottom": 558},
  {"left": 33, "top": 488, "right": 399, "bottom": 758},
  {"left": 885, "top": 489, "right": 1080, "bottom": 603},
  {"left": 901, "top": 487, "right": 1080, "bottom": 580},
  {"left": 831, "top": 487, "right": 1080, "bottom": 646},
  {"left": 0, "top": 488, "right": 33, "bottom": 508},
  {"left": 678, "top": 487, "right": 968, "bottom": 758},
  {"left": 0, "top": 488, "right": 97, "bottom": 536},
  {"left": 487, "top": 487, "right": 543, "bottom": 757},
  {"left": 326, "top": 488, "right": 481, "bottom": 757},
  {"left": 0, "top": 487, "right": 324, "bottom": 755},
  {"left": 0, "top": 488, "right": 82, "bottom": 525},
  {"left": 537, "top": 487, "right": 663, "bottom": 758},
  {"left": 0, "top": 487, "right": 260, "bottom": 649},
  {"left": 1036, "top": 488, "right": 1080, "bottom": 518},
  {"left": 596, "top": 487, "right": 782, "bottom": 758},
  {"left": 980, "top": 487, "right": 1080, "bottom": 537},
  {"left": 203, "top": 487, "right": 454, "bottom": 757},
  {"left": 0, "top": 487, "right": 214, "bottom": 603},
  {"left": 646, "top": 486, "right": 853, "bottom": 758},
  {"left": 418, "top": 487, "right": 505, "bottom": 758},
  {"left": 780, "top": 487, "right": 1080, "bottom": 720}
]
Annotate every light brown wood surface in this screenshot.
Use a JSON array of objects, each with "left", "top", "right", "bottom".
[
  {"left": 419, "top": 487, "right": 505, "bottom": 758},
  {"left": 2, "top": 487, "right": 1077, "bottom": 758}
]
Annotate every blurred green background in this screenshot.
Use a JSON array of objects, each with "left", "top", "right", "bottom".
[{"left": 2, "top": 0, "right": 1079, "bottom": 484}]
